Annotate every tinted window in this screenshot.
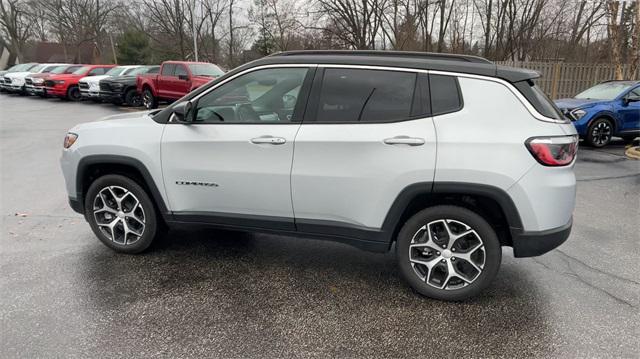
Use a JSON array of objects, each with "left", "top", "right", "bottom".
[
  {"left": 161, "top": 64, "right": 176, "bottom": 76},
  {"left": 315, "top": 68, "right": 415, "bottom": 123},
  {"left": 175, "top": 65, "right": 188, "bottom": 77},
  {"left": 514, "top": 80, "right": 563, "bottom": 120},
  {"left": 429, "top": 74, "right": 462, "bottom": 115},
  {"left": 193, "top": 67, "right": 308, "bottom": 123}
]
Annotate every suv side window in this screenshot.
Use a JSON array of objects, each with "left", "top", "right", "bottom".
[
  {"left": 175, "top": 64, "right": 188, "bottom": 78},
  {"left": 161, "top": 64, "right": 176, "bottom": 76},
  {"left": 429, "top": 74, "right": 462, "bottom": 115},
  {"left": 314, "top": 68, "right": 416, "bottom": 123},
  {"left": 193, "top": 67, "right": 309, "bottom": 124}
]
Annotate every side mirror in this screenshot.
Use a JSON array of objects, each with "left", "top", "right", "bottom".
[
  {"left": 624, "top": 94, "right": 640, "bottom": 105},
  {"left": 170, "top": 101, "right": 193, "bottom": 123},
  {"left": 178, "top": 74, "right": 189, "bottom": 81}
]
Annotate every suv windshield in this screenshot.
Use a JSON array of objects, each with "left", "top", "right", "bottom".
[
  {"left": 188, "top": 64, "right": 224, "bottom": 77},
  {"left": 575, "top": 82, "right": 634, "bottom": 100},
  {"left": 72, "top": 66, "right": 90, "bottom": 75}
]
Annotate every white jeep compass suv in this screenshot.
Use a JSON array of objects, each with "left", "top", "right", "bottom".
[{"left": 61, "top": 51, "right": 578, "bottom": 301}]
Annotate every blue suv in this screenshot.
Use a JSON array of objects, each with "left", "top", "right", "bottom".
[{"left": 555, "top": 81, "right": 640, "bottom": 147}]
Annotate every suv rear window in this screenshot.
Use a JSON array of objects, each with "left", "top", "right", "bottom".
[
  {"left": 514, "top": 80, "right": 564, "bottom": 121},
  {"left": 314, "top": 68, "right": 416, "bottom": 123},
  {"left": 429, "top": 74, "right": 462, "bottom": 115}
]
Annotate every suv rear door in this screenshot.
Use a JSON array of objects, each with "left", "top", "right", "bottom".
[
  {"left": 291, "top": 67, "right": 437, "bottom": 237},
  {"left": 161, "top": 66, "right": 314, "bottom": 229}
]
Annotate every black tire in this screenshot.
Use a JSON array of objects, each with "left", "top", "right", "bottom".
[
  {"left": 586, "top": 117, "right": 613, "bottom": 148},
  {"left": 142, "top": 88, "right": 157, "bottom": 110},
  {"left": 125, "top": 88, "right": 142, "bottom": 107},
  {"left": 67, "top": 86, "right": 81, "bottom": 102},
  {"left": 396, "top": 205, "right": 502, "bottom": 301},
  {"left": 84, "top": 174, "right": 158, "bottom": 254}
]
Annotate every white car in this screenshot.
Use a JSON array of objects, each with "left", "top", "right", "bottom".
[
  {"left": 4, "top": 63, "right": 66, "bottom": 94},
  {"left": 78, "top": 65, "right": 141, "bottom": 100}
]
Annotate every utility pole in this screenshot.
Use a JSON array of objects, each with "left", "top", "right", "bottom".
[
  {"left": 109, "top": 34, "right": 118, "bottom": 64},
  {"left": 193, "top": 0, "right": 199, "bottom": 61}
]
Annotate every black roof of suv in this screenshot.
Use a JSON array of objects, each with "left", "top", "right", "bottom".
[{"left": 242, "top": 50, "right": 540, "bottom": 83}]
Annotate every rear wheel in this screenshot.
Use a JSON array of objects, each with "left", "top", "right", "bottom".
[
  {"left": 586, "top": 117, "right": 613, "bottom": 147},
  {"left": 396, "top": 205, "right": 501, "bottom": 301},
  {"left": 125, "top": 88, "right": 143, "bottom": 107},
  {"left": 142, "top": 88, "right": 157, "bottom": 110},
  {"left": 67, "top": 86, "right": 81, "bottom": 102},
  {"left": 85, "top": 174, "right": 158, "bottom": 254}
]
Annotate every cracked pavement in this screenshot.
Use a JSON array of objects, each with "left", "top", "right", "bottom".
[{"left": 1, "top": 94, "right": 639, "bottom": 358}]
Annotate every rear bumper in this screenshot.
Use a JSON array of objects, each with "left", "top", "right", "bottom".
[{"left": 511, "top": 218, "right": 572, "bottom": 257}]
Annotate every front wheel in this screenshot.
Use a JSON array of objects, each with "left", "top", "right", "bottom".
[
  {"left": 396, "top": 205, "right": 502, "bottom": 301},
  {"left": 85, "top": 174, "right": 158, "bottom": 254},
  {"left": 586, "top": 118, "right": 613, "bottom": 147},
  {"left": 67, "top": 86, "right": 81, "bottom": 102},
  {"left": 142, "top": 88, "right": 157, "bottom": 110},
  {"left": 125, "top": 88, "right": 143, "bottom": 107}
]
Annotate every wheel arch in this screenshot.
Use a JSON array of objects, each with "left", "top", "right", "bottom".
[
  {"left": 76, "top": 155, "right": 169, "bottom": 221},
  {"left": 587, "top": 111, "right": 619, "bottom": 133},
  {"left": 382, "top": 182, "right": 523, "bottom": 249}
]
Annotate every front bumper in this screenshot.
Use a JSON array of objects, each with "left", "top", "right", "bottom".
[
  {"left": 99, "top": 90, "right": 125, "bottom": 102},
  {"left": 6, "top": 84, "right": 25, "bottom": 92},
  {"left": 80, "top": 89, "right": 101, "bottom": 98},
  {"left": 45, "top": 86, "right": 67, "bottom": 97},
  {"left": 511, "top": 218, "right": 572, "bottom": 257},
  {"left": 26, "top": 85, "right": 45, "bottom": 95}
]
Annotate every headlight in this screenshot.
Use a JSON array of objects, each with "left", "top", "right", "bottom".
[
  {"left": 111, "top": 83, "right": 124, "bottom": 89},
  {"left": 13, "top": 78, "right": 24, "bottom": 85},
  {"left": 33, "top": 78, "right": 44, "bottom": 84},
  {"left": 63, "top": 133, "right": 78, "bottom": 149},
  {"left": 53, "top": 80, "right": 65, "bottom": 85},
  {"left": 570, "top": 109, "right": 587, "bottom": 120}
]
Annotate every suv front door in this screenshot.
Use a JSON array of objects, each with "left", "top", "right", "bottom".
[{"left": 161, "top": 66, "right": 313, "bottom": 229}]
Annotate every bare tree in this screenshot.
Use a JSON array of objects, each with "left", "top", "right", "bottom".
[
  {"left": 607, "top": 0, "right": 623, "bottom": 79},
  {"left": 317, "top": 0, "right": 388, "bottom": 49},
  {"left": 0, "top": 0, "right": 33, "bottom": 62}
]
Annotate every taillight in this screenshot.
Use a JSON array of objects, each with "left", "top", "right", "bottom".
[{"left": 525, "top": 135, "right": 578, "bottom": 166}]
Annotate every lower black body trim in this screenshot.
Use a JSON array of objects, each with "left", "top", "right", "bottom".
[
  {"left": 68, "top": 197, "right": 84, "bottom": 214},
  {"left": 168, "top": 213, "right": 389, "bottom": 252},
  {"left": 511, "top": 218, "right": 572, "bottom": 257}
]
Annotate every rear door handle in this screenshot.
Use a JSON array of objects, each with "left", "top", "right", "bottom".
[
  {"left": 250, "top": 136, "right": 286, "bottom": 145},
  {"left": 383, "top": 136, "right": 425, "bottom": 146}
]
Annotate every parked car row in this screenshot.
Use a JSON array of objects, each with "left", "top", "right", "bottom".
[{"left": 1, "top": 61, "right": 225, "bottom": 109}]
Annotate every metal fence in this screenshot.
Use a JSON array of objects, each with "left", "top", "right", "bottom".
[{"left": 497, "top": 61, "right": 638, "bottom": 99}]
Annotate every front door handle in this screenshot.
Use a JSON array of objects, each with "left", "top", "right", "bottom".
[
  {"left": 250, "top": 136, "right": 286, "bottom": 145},
  {"left": 383, "top": 136, "right": 425, "bottom": 146}
]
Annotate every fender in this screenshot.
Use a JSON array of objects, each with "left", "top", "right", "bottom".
[
  {"left": 75, "top": 155, "right": 170, "bottom": 219},
  {"left": 586, "top": 110, "right": 621, "bottom": 132}
]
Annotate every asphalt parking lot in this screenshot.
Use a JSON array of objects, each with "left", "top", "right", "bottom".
[{"left": 1, "top": 94, "right": 638, "bottom": 358}]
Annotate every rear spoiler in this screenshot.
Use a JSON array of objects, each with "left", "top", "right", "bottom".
[{"left": 496, "top": 65, "right": 541, "bottom": 83}]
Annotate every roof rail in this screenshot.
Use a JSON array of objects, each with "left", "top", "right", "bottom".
[{"left": 269, "top": 50, "right": 493, "bottom": 64}]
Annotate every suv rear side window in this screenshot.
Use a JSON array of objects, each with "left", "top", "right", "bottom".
[
  {"left": 514, "top": 80, "right": 564, "bottom": 121},
  {"left": 314, "top": 68, "right": 416, "bottom": 123},
  {"left": 429, "top": 74, "right": 462, "bottom": 115}
]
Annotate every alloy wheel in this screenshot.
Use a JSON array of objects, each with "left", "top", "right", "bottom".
[
  {"left": 408, "top": 219, "right": 486, "bottom": 290},
  {"left": 591, "top": 121, "right": 612, "bottom": 146},
  {"left": 93, "top": 186, "right": 146, "bottom": 245}
]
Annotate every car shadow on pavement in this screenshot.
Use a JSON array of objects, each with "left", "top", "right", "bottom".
[{"left": 75, "top": 228, "right": 554, "bottom": 357}]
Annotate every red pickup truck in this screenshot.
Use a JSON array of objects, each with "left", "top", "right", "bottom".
[
  {"left": 137, "top": 61, "right": 224, "bottom": 109},
  {"left": 45, "top": 64, "right": 116, "bottom": 101}
]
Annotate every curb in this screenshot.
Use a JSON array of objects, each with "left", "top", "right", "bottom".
[{"left": 625, "top": 146, "right": 640, "bottom": 160}]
